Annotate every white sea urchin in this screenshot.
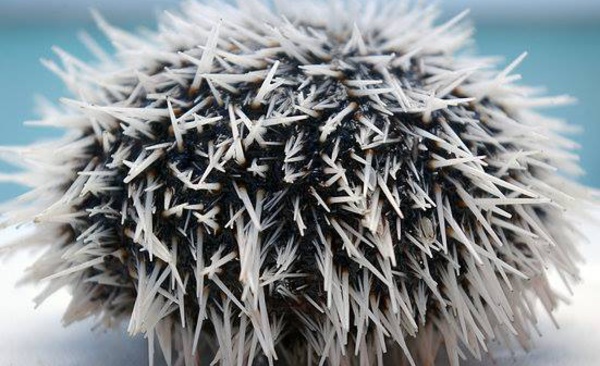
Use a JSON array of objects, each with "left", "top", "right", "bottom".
[{"left": 0, "top": 1, "right": 590, "bottom": 365}]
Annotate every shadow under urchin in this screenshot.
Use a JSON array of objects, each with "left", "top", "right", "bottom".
[{"left": 0, "top": 0, "right": 589, "bottom": 365}]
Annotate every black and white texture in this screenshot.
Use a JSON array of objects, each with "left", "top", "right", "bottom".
[{"left": 0, "top": 1, "right": 591, "bottom": 365}]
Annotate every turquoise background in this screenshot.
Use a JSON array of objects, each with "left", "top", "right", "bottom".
[{"left": 0, "top": 21, "right": 599, "bottom": 201}]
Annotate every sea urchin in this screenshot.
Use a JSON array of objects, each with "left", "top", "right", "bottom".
[{"left": 0, "top": 1, "right": 589, "bottom": 365}]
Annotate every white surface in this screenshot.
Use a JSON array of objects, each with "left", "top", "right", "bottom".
[
  {"left": 0, "top": 210, "right": 598, "bottom": 365},
  {"left": 465, "top": 212, "right": 600, "bottom": 365},
  {"left": 0, "top": 227, "right": 152, "bottom": 366}
]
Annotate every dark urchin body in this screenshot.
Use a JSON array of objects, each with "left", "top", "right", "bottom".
[{"left": 0, "top": 1, "right": 588, "bottom": 365}]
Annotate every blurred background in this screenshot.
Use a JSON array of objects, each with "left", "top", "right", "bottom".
[{"left": 0, "top": 1, "right": 599, "bottom": 365}]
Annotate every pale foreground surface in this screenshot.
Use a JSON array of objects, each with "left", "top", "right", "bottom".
[{"left": 0, "top": 209, "right": 598, "bottom": 366}]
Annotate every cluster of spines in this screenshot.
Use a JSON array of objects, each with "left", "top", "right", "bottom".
[{"left": 0, "top": 1, "right": 588, "bottom": 366}]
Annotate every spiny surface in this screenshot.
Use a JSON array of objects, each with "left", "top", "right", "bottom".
[{"left": 0, "top": 1, "right": 589, "bottom": 365}]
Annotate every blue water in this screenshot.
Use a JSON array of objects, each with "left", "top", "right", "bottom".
[{"left": 0, "top": 23, "right": 599, "bottom": 202}]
